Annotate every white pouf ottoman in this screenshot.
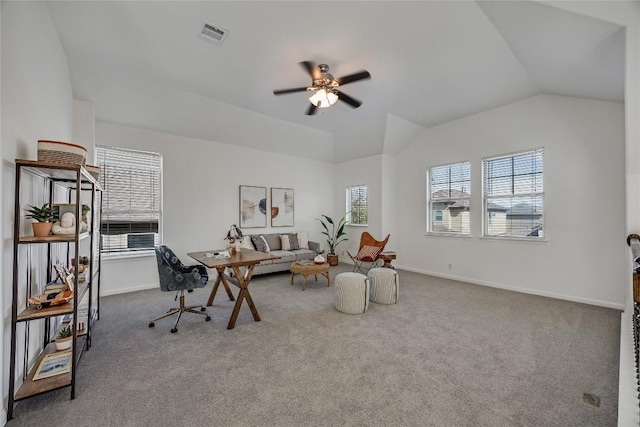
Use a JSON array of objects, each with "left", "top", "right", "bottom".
[
  {"left": 368, "top": 268, "right": 399, "bottom": 304},
  {"left": 335, "top": 272, "right": 369, "bottom": 314}
]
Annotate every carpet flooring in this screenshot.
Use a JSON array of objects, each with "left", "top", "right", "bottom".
[{"left": 7, "top": 264, "right": 620, "bottom": 426}]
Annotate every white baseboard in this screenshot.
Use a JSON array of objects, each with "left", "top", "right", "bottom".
[
  {"left": 396, "top": 264, "right": 625, "bottom": 310},
  {"left": 101, "top": 282, "right": 157, "bottom": 296}
]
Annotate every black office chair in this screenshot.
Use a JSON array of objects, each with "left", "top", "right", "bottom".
[{"left": 149, "top": 245, "right": 211, "bottom": 333}]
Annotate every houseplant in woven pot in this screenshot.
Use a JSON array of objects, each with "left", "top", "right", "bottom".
[
  {"left": 25, "top": 203, "right": 58, "bottom": 237},
  {"left": 317, "top": 213, "right": 348, "bottom": 266}
]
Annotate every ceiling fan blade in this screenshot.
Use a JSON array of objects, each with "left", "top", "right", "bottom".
[
  {"left": 336, "top": 91, "right": 362, "bottom": 108},
  {"left": 300, "top": 61, "right": 320, "bottom": 80},
  {"left": 273, "top": 87, "right": 308, "bottom": 95},
  {"left": 335, "top": 70, "right": 371, "bottom": 86},
  {"left": 305, "top": 103, "right": 318, "bottom": 116}
]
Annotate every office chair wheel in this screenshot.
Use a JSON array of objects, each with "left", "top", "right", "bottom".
[
  {"left": 200, "top": 307, "right": 206, "bottom": 311},
  {"left": 149, "top": 322, "right": 155, "bottom": 328},
  {"left": 205, "top": 316, "right": 211, "bottom": 321},
  {"left": 171, "top": 327, "right": 178, "bottom": 333}
]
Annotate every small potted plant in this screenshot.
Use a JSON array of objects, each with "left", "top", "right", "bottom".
[
  {"left": 316, "top": 213, "right": 349, "bottom": 266},
  {"left": 25, "top": 203, "right": 58, "bottom": 237},
  {"left": 55, "top": 325, "right": 73, "bottom": 351},
  {"left": 314, "top": 248, "right": 326, "bottom": 264},
  {"left": 224, "top": 224, "right": 244, "bottom": 253}
]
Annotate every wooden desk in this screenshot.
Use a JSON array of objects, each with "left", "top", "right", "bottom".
[{"left": 187, "top": 249, "right": 280, "bottom": 329}]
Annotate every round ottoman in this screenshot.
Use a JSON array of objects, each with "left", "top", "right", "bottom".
[
  {"left": 368, "top": 268, "right": 399, "bottom": 304},
  {"left": 334, "top": 272, "right": 369, "bottom": 314}
]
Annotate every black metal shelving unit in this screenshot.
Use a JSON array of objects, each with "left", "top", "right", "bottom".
[{"left": 7, "top": 159, "right": 102, "bottom": 420}]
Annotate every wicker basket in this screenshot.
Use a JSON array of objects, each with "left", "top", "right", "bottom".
[
  {"left": 85, "top": 164, "right": 100, "bottom": 181},
  {"left": 37, "top": 140, "right": 87, "bottom": 166}
]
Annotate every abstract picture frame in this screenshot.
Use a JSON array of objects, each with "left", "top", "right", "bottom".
[
  {"left": 239, "top": 185, "right": 267, "bottom": 228},
  {"left": 270, "top": 188, "right": 294, "bottom": 227}
]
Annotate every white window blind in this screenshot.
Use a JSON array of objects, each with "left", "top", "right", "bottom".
[
  {"left": 483, "top": 148, "right": 544, "bottom": 238},
  {"left": 427, "top": 162, "right": 471, "bottom": 234},
  {"left": 346, "top": 185, "right": 368, "bottom": 225},
  {"left": 96, "top": 146, "right": 162, "bottom": 254}
]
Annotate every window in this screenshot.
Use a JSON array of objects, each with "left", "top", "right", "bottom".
[
  {"left": 346, "top": 185, "right": 368, "bottom": 225},
  {"left": 96, "top": 146, "right": 163, "bottom": 254},
  {"left": 427, "top": 162, "right": 471, "bottom": 235},
  {"left": 483, "top": 148, "right": 543, "bottom": 238}
]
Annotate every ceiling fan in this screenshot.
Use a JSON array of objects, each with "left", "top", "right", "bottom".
[{"left": 273, "top": 61, "right": 371, "bottom": 115}]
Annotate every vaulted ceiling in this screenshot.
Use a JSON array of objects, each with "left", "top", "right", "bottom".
[{"left": 46, "top": 1, "right": 624, "bottom": 163}]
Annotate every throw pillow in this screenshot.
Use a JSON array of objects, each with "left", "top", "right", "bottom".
[
  {"left": 251, "top": 235, "right": 270, "bottom": 252},
  {"left": 297, "top": 232, "right": 309, "bottom": 249},
  {"left": 241, "top": 237, "right": 255, "bottom": 250},
  {"left": 356, "top": 245, "right": 382, "bottom": 262},
  {"left": 280, "top": 234, "right": 292, "bottom": 251},
  {"left": 288, "top": 233, "right": 300, "bottom": 250}
]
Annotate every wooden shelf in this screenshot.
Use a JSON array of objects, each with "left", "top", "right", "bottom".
[
  {"left": 16, "top": 159, "right": 101, "bottom": 190},
  {"left": 17, "top": 281, "right": 90, "bottom": 322},
  {"left": 14, "top": 335, "right": 86, "bottom": 401},
  {"left": 18, "top": 232, "right": 90, "bottom": 244}
]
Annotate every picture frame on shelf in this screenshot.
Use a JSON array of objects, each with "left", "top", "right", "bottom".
[
  {"left": 270, "top": 187, "right": 294, "bottom": 227},
  {"left": 33, "top": 351, "right": 72, "bottom": 381},
  {"left": 64, "top": 273, "right": 75, "bottom": 292},
  {"left": 53, "top": 264, "right": 69, "bottom": 283},
  {"left": 239, "top": 185, "right": 267, "bottom": 228}
]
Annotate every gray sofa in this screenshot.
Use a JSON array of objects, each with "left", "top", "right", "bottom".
[{"left": 242, "top": 232, "right": 319, "bottom": 275}]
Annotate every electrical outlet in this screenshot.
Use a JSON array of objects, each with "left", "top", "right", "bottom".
[{"left": 448, "top": 263, "right": 452, "bottom": 270}]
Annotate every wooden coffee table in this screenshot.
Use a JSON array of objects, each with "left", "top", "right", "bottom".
[{"left": 290, "top": 262, "right": 330, "bottom": 291}]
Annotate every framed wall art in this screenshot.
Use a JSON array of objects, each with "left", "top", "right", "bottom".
[
  {"left": 239, "top": 185, "right": 267, "bottom": 228},
  {"left": 270, "top": 187, "right": 294, "bottom": 227}
]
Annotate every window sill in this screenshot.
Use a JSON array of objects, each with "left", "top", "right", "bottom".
[
  {"left": 347, "top": 224, "right": 368, "bottom": 227},
  {"left": 479, "top": 236, "right": 547, "bottom": 244},
  {"left": 101, "top": 250, "right": 156, "bottom": 261},
  {"left": 425, "top": 232, "right": 472, "bottom": 239}
]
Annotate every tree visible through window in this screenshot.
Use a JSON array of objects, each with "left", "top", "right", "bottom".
[
  {"left": 483, "top": 148, "right": 544, "bottom": 238},
  {"left": 427, "top": 162, "right": 471, "bottom": 234},
  {"left": 96, "top": 146, "right": 163, "bottom": 254},
  {"left": 346, "top": 185, "right": 368, "bottom": 225}
]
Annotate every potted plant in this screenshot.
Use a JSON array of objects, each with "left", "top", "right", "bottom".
[
  {"left": 224, "top": 224, "right": 244, "bottom": 253},
  {"left": 316, "top": 213, "right": 349, "bottom": 266},
  {"left": 314, "top": 248, "right": 326, "bottom": 264},
  {"left": 25, "top": 203, "right": 58, "bottom": 237},
  {"left": 55, "top": 325, "right": 73, "bottom": 351},
  {"left": 81, "top": 204, "right": 90, "bottom": 223}
]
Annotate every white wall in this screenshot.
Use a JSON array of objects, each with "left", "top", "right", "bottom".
[
  {"left": 335, "top": 154, "right": 394, "bottom": 259},
  {"left": 1, "top": 2, "right": 74, "bottom": 424},
  {"left": 95, "top": 122, "right": 335, "bottom": 295},
  {"left": 72, "top": 100, "right": 95, "bottom": 164},
  {"left": 396, "top": 94, "right": 626, "bottom": 308}
]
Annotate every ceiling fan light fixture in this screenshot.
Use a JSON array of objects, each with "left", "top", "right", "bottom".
[{"left": 309, "top": 89, "right": 338, "bottom": 108}]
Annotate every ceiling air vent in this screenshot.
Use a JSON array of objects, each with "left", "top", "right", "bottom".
[{"left": 198, "top": 22, "right": 229, "bottom": 45}]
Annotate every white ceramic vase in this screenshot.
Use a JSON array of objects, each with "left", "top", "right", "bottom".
[{"left": 314, "top": 255, "right": 325, "bottom": 264}]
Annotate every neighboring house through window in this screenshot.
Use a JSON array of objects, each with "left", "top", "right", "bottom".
[
  {"left": 96, "top": 146, "right": 163, "bottom": 255},
  {"left": 346, "top": 185, "right": 368, "bottom": 225},
  {"left": 483, "top": 148, "right": 544, "bottom": 238},
  {"left": 427, "top": 161, "right": 471, "bottom": 235}
]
